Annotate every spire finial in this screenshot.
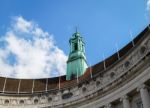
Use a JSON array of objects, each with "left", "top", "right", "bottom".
[{"left": 75, "top": 26, "right": 78, "bottom": 33}]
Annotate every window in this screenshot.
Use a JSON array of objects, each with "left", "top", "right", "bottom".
[
  {"left": 34, "top": 99, "right": 38, "bottom": 104},
  {"left": 137, "top": 101, "right": 143, "bottom": 108},
  {"left": 62, "top": 92, "right": 73, "bottom": 99},
  {"left": 4, "top": 100, "right": 9, "bottom": 104},
  {"left": 82, "top": 45, "right": 84, "bottom": 51},
  {"left": 71, "top": 74, "right": 75, "bottom": 80},
  {"left": 19, "top": 100, "right": 24, "bottom": 104},
  {"left": 82, "top": 87, "right": 86, "bottom": 92},
  {"left": 48, "top": 97, "right": 52, "bottom": 102},
  {"left": 96, "top": 81, "right": 100, "bottom": 86},
  {"left": 110, "top": 72, "right": 115, "bottom": 78},
  {"left": 74, "top": 43, "right": 78, "bottom": 50}
]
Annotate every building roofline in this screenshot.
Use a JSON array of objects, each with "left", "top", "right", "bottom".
[{"left": 0, "top": 25, "right": 149, "bottom": 94}]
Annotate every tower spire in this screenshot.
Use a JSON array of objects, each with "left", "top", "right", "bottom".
[
  {"left": 75, "top": 26, "right": 78, "bottom": 33},
  {"left": 66, "top": 30, "right": 88, "bottom": 80}
]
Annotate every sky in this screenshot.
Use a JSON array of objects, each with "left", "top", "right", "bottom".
[{"left": 0, "top": 0, "right": 150, "bottom": 78}]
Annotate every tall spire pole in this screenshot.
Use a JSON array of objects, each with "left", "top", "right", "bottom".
[
  {"left": 45, "top": 78, "right": 48, "bottom": 92},
  {"left": 32, "top": 79, "right": 35, "bottom": 94},
  {"left": 58, "top": 71, "right": 61, "bottom": 90},
  {"left": 115, "top": 43, "right": 120, "bottom": 60},
  {"left": 129, "top": 30, "right": 135, "bottom": 47},
  {"left": 76, "top": 26, "right": 78, "bottom": 33},
  {"left": 3, "top": 77, "right": 7, "bottom": 93},
  {"left": 59, "top": 75, "right": 61, "bottom": 90},
  {"left": 145, "top": 14, "right": 150, "bottom": 29},
  {"left": 90, "top": 63, "right": 93, "bottom": 79},
  {"left": 77, "top": 68, "right": 79, "bottom": 83},
  {"left": 18, "top": 79, "right": 21, "bottom": 94},
  {"left": 103, "top": 54, "right": 106, "bottom": 70}
]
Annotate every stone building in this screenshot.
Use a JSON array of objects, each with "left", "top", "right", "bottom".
[{"left": 0, "top": 25, "right": 150, "bottom": 108}]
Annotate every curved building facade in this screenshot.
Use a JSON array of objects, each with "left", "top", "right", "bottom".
[{"left": 0, "top": 26, "right": 150, "bottom": 108}]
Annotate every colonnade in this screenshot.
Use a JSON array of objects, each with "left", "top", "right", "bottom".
[{"left": 104, "top": 84, "right": 150, "bottom": 108}]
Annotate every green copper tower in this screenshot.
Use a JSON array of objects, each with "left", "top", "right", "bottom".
[{"left": 66, "top": 31, "right": 88, "bottom": 80}]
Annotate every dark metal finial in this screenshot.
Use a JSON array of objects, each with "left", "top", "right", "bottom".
[{"left": 76, "top": 26, "right": 78, "bottom": 33}]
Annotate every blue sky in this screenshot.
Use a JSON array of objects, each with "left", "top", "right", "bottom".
[{"left": 0, "top": 0, "right": 150, "bottom": 78}]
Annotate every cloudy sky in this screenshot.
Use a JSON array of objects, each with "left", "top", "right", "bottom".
[
  {"left": 0, "top": 0, "right": 149, "bottom": 78},
  {"left": 0, "top": 16, "right": 67, "bottom": 78}
]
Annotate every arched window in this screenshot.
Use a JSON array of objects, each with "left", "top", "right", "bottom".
[
  {"left": 19, "top": 100, "right": 24, "bottom": 104},
  {"left": 34, "top": 99, "right": 38, "bottom": 104},
  {"left": 71, "top": 74, "right": 76, "bottom": 80},
  {"left": 74, "top": 43, "right": 78, "bottom": 50},
  {"left": 4, "top": 100, "right": 9, "bottom": 104}
]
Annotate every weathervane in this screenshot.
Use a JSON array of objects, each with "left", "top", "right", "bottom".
[{"left": 75, "top": 26, "right": 78, "bottom": 33}]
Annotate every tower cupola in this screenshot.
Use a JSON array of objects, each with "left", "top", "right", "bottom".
[{"left": 66, "top": 31, "right": 88, "bottom": 80}]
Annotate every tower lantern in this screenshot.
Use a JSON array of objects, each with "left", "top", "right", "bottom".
[{"left": 66, "top": 31, "right": 88, "bottom": 80}]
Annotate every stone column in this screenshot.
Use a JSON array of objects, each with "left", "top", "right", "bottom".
[
  {"left": 138, "top": 84, "right": 150, "bottom": 108},
  {"left": 120, "top": 95, "right": 130, "bottom": 108}
]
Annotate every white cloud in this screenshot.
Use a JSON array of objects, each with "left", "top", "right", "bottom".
[
  {"left": 0, "top": 16, "right": 67, "bottom": 78},
  {"left": 147, "top": 0, "right": 150, "bottom": 10},
  {"left": 13, "top": 16, "right": 33, "bottom": 33}
]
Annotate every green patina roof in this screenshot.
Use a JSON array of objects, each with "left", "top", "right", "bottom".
[{"left": 66, "top": 31, "right": 88, "bottom": 80}]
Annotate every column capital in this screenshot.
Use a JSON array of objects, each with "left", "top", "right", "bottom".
[
  {"left": 120, "top": 95, "right": 129, "bottom": 101},
  {"left": 137, "top": 84, "right": 147, "bottom": 92}
]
